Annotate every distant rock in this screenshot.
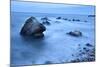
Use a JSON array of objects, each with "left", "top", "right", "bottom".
[
  {"left": 83, "top": 47, "right": 89, "bottom": 52},
  {"left": 76, "top": 19, "right": 80, "bottom": 22},
  {"left": 45, "top": 61, "right": 53, "bottom": 64},
  {"left": 86, "top": 43, "right": 93, "bottom": 47},
  {"left": 42, "top": 21, "right": 50, "bottom": 25},
  {"left": 88, "top": 15, "right": 95, "bottom": 17},
  {"left": 68, "top": 19, "right": 71, "bottom": 21},
  {"left": 20, "top": 16, "right": 46, "bottom": 38},
  {"left": 84, "top": 20, "right": 88, "bottom": 22},
  {"left": 72, "top": 19, "right": 80, "bottom": 22},
  {"left": 55, "top": 21, "right": 61, "bottom": 23},
  {"left": 56, "top": 17, "right": 61, "bottom": 19},
  {"left": 41, "top": 17, "right": 50, "bottom": 21},
  {"left": 41, "top": 17, "right": 51, "bottom": 25},
  {"left": 72, "top": 19, "right": 75, "bottom": 21},
  {"left": 67, "top": 30, "right": 82, "bottom": 37},
  {"left": 63, "top": 18, "right": 68, "bottom": 20}
]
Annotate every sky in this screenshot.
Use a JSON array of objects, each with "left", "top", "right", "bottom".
[{"left": 11, "top": 1, "right": 95, "bottom": 15}]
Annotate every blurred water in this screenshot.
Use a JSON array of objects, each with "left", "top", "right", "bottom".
[{"left": 11, "top": 12, "right": 95, "bottom": 66}]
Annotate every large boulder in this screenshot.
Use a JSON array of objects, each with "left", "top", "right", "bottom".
[{"left": 20, "top": 16, "right": 46, "bottom": 38}]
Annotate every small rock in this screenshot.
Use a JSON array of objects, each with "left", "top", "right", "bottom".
[
  {"left": 88, "top": 15, "right": 95, "bottom": 17},
  {"left": 72, "top": 19, "right": 80, "bottom": 22},
  {"left": 41, "top": 17, "right": 50, "bottom": 20},
  {"left": 68, "top": 19, "right": 71, "bottom": 21},
  {"left": 86, "top": 43, "right": 93, "bottom": 47},
  {"left": 76, "top": 19, "right": 80, "bottom": 22},
  {"left": 56, "top": 17, "right": 61, "bottom": 19},
  {"left": 55, "top": 21, "right": 61, "bottom": 23},
  {"left": 84, "top": 20, "right": 88, "bottom": 22},
  {"left": 45, "top": 61, "right": 53, "bottom": 64},
  {"left": 67, "top": 30, "right": 82, "bottom": 37},
  {"left": 72, "top": 19, "right": 75, "bottom": 21},
  {"left": 83, "top": 47, "right": 87, "bottom": 50},
  {"left": 63, "top": 18, "right": 68, "bottom": 20},
  {"left": 42, "top": 21, "right": 50, "bottom": 25},
  {"left": 72, "top": 54, "right": 74, "bottom": 56},
  {"left": 41, "top": 17, "right": 51, "bottom": 25}
]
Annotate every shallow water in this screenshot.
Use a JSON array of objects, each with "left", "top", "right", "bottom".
[{"left": 11, "top": 12, "right": 95, "bottom": 66}]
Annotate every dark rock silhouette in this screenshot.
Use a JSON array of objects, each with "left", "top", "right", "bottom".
[
  {"left": 67, "top": 30, "right": 82, "bottom": 37},
  {"left": 72, "top": 19, "right": 80, "bottom": 22},
  {"left": 20, "top": 16, "right": 46, "bottom": 38},
  {"left": 84, "top": 20, "right": 88, "bottom": 22},
  {"left": 45, "top": 61, "right": 53, "bottom": 64},
  {"left": 41, "top": 17, "right": 50, "bottom": 21},
  {"left": 42, "top": 21, "right": 50, "bottom": 25},
  {"left": 63, "top": 18, "right": 68, "bottom": 20},
  {"left": 56, "top": 17, "right": 61, "bottom": 19},
  {"left": 86, "top": 43, "right": 93, "bottom": 47},
  {"left": 68, "top": 19, "right": 71, "bottom": 21},
  {"left": 88, "top": 15, "right": 95, "bottom": 17},
  {"left": 72, "top": 19, "right": 75, "bottom": 21},
  {"left": 41, "top": 17, "right": 51, "bottom": 25}
]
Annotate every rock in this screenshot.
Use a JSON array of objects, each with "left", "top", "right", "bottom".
[
  {"left": 72, "top": 19, "right": 75, "bottom": 21},
  {"left": 88, "top": 15, "right": 95, "bottom": 17},
  {"left": 72, "top": 19, "right": 80, "bottom": 22},
  {"left": 72, "top": 54, "right": 74, "bottom": 56},
  {"left": 42, "top": 21, "right": 50, "bottom": 25},
  {"left": 86, "top": 43, "right": 93, "bottom": 47},
  {"left": 67, "top": 30, "right": 82, "bottom": 37},
  {"left": 20, "top": 16, "right": 46, "bottom": 38},
  {"left": 41, "top": 17, "right": 51, "bottom": 25},
  {"left": 41, "top": 17, "right": 50, "bottom": 21},
  {"left": 76, "top": 19, "right": 80, "bottom": 22},
  {"left": 55, "top": 21, "right": 61, "bottom": 23},
  {"left": 63, "top": 18, "right": 68, "bottom": 20},
  {"left": 45, "top": 61, "right": 53, "bottom": 64},
  {"left": 56, "top": 17, "right": 61, "bottom": 19},
  {"left": 84, "top": 20, "right": 88, "bottom": 22},
  {"left": 68, "top": 19, "right": 71, "bottom": 21}
]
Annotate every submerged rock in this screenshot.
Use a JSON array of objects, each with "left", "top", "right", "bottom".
[
  {"left": 55, "top": 21, "right": 61, "bottom": 23},
  {"left": 67, "top": 30, "right": 82, "bottom": 37},
  {"left": 20, "top": 16, "right": 46, "bottom": 38}
]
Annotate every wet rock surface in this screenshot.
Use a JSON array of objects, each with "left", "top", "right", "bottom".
[
  {"left": 67, "top": 30, "right": 82, "bottom": 37},
  {"left": 41, "top": 17, "right": 51, "bottom": 25},
  {"left": 20, "top": 16, "right": 46, "bottom": 38},
  {"left": 71, "top": 43, "right": 95, "bottom": 62}
]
